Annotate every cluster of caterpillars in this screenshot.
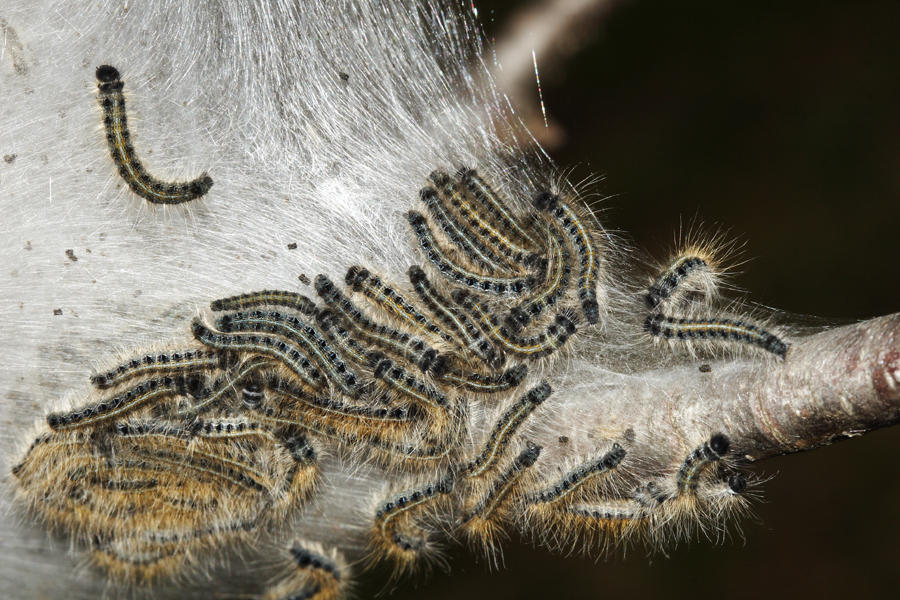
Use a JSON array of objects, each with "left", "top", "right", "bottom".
[{"left": 13, "top": 153, "right": 788, "bottom": 597}]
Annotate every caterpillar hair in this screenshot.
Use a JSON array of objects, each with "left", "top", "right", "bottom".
[
  {"left": 247, "top": 390, "right": 453, "bottom": 467},
  {"left": 557, "top": 500, "right": 649, "bottom": 543}
]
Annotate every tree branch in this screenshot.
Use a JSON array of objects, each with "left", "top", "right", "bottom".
[
  {"left": 490, "top": 0, "right": 625, "bottom": 147},
  {"left": 576, "top": 314, "right": 900, "bottom": 469}
]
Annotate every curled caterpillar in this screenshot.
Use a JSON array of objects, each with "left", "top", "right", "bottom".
[{"left": 96, "top": 65, "right": 212, "bottom": 204}]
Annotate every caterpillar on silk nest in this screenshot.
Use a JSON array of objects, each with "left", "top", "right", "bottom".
[{"left": 1, "top": 1, "right": 899, "bottom": 599}]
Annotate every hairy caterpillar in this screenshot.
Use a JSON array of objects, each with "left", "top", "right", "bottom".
[
  {"left": 95, "top": 64, "right": 213, "bottom": 204},
  {"left": 1, "top": 1, "right": 898, "bottom": 599}
]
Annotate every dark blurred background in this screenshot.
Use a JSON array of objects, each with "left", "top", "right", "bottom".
[{"left": 362, "top": 1, "right": 900, "bottom": 597}]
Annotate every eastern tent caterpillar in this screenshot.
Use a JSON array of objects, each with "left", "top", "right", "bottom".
[
  {"left": 89, "top": 349, "right": 220, "bottom": 390},
  {"left": 315, "top": 308, "right": 372, "bottom": 368},
  {"left": 418, "top": 185, "right": 514, "bottom": 273},
  {"left": 372, "top": 354, "right": 450, "bottom": 412},
  {"left": 439, "top": 363, "right": 528, "bottom": 395},
  {"left": 345, "top": 266, "right": 451, "bottom": 344},
  {"left": 467, "top": 382, "right": 550, "bottom": 478},
  {"left": 407, "top": 211, "right": 535, "bottom": 295},
  {"left": 263, "top": 541, "right": 345, "bottom": 600},
  {"left": 47, "top": 376, "right": 180, "bottom": 430},
  {"left": 453, "top": 290, "right": 577, "bottom": 358},
  {"left": 533, "top": 192, "right": 602, "bottom": 324},
  {"left": 371, "top": 474, "right": 454, "bottom": 568},
  {"left": 91, "top": 544, "right": 186, "bottom": 583},
  {"left": 93, "top": 513, "right": 261, "bottom": 561},
  {"left": 6, "top": 0, "right": 875, "bottom": 592},
  {"left": 267, "top": 375, "right": 415, "bottom": 424},
  {"left": 125, "top": 443, "right": 269, "bottom": 495},
  {"left": 210, "top": 290, "right": 318, "bottom": 316},
  {"left": 457, "top": 167, "right": 542, "bottom": 250},
  {"left": 506, "top": 222, "right": 572, "bottom": 332},
  {"left": 461, "top": 442, "right": 542, "bottom": 555},
  {"left": 315, "top": 274, "right": 444, "bottom": 374},
  {"left": 529, "top": 443, "right": 627, "bottom": 504},
  {"left": 90, "top": 520, "right": 261, "bottom": 581},
  {"left": 14, "top": 419, "right": 317, "bottom": 584},
  {"left": 95, "top": 65, "right": 213, "bottom": 204},
  {"left": 217, "top": 310, "right": 360, "bottom": 396},
  {"left": 560, "top": 501, "right": 648, "bottom": 539},
  {"left": 250, "top": 398, "right": 452, "bottom": 466},
  {"left": 646, "top": 256, "right": 713, "bottom": 310},
  {"left": 288, "top": 542, "right": 342, "bottom": 578},
  {"left": 408, "top": 265, "right": 504, "bottom": 368},
  {"left": 676, "top": 433, "right": 730, "bottom": 495},
  {"left": 644, "top": 314, "right": 789, "bottom": 358},
  {"left": 178, "top": 355, "right": 273, "bottom": 416},
  {"left": 191, "top": 320, "right": 325, "bottom": 390},
  {"left": 428, "top": 171, "right": 537, "bottom": 268},
  {"left": 644, "top": 236, "right": 736, "bottom": 311},
  {"left": 190, "top": 417, "right": 278, "bottom": 441}
]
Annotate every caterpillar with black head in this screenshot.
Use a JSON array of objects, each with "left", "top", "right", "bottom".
[{"left": 96, "top": 65, "right": 212, "bottom": 204}]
